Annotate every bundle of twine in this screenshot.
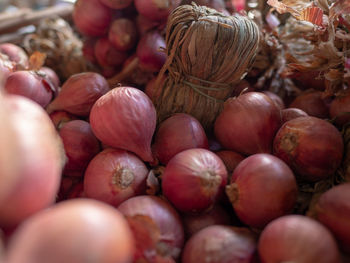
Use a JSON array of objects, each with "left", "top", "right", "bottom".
[{"left": 153, "top": 4, "right": 260, "bottom": 132}]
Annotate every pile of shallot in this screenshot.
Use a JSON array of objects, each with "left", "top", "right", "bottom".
[{"left": 0, "top": 1, "right": 350, "bottom": 262}]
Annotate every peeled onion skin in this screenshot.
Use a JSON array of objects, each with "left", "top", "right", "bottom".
[
  {"left": 313, "top": 183, "right": 350, "bottom": 253},
  {"left": 84, "top": 148, "right": 149, "bottom": 207},
  {"left": 182, "top": 225, "right": 258, "bottom": 263},
  {"left": 0, "top": 95, "right": 65, "bottom": 228},
  {"left": 118, "top": 195, "right": 184, "bottom": 261},
  {"left": 162, "top": 148, "right": 228, "bottom": 213},
  {"left": 258, "top": 215, "right": 341, "bottom": 263},
  {"left": 47, "top": 72, "right": 110, "bottom": 117},
  {"left": 226, "top": 153, "right": 297, "bottom": 228},
  {"left": 6, "top": 199, "right": 134, "bottom": 263},
  {"left": 214, "top": 92, "right": 282, "bottom": 156},
  {"left": 89, "top": 87, "right": 157, "bottom": 163},
  {"left": 273, "top": 116, "right": 344, "bottom": 182},
  {"left": 152, "top": 113, "right": 209, "bottom": 165}
]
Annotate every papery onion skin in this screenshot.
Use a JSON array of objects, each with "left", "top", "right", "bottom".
[
  {"left": 182, "top": 225, "right": 257, "bottom": 263},
  {"left": 47, "top": 72, "right": 110, "bottom": 116},
  {"left": 281, "top": 107, "right": 308, "bottom": 124},
  {"left": 4, "top": 71, "right": 53, "bottom": 108},
  {"left": 226, "top": 153, "right": 297, "bottom": 228},
  {"left": 59, "top": 120, "right": 100, "bottom": 177},
  {"left": 258, "top": 215, "right": 341, "bottom": 263},
  {"left": 162, "top": 148, "right": 228, "bottom": 213},
  {"left": 0, "top": 95, "right": 64, "bottom": 228},
  {"left": 118, "top": 195, "right": 184, "bottom": 261},
  {"left": 330, "top": 91, "right": 350, "bottom": 127},
  {"left": 6, "top": 199, "right": 134, "bottom": 263},
  {"left": 273, "top": 116, "right": 344, "bottom": 182},
  {"left": 84, "top": 148, "right": 148, "bottom": 207},
  {"left": 289, "top": 89, "right": 329, "bottom": 119},
  {"left": 73, "top": 0, "right": 113, "bottom": 37},
  {"left": 313, "top": 183, "right": 350, "bottom": 253},
  {"left": 89, "top": 87, "right": 156, "bottom": 162},
  {"left": 214, "top": 92, "right": 281, "bottom": 156},
  {"left": 108, "top": 18, "right": 138, "bottom": 52},
  {"left": 134, "top": 0, "right": 181, "bottom": 22},
  {"left": 152, "top": 113, "right": 209, "bottom": 165},
  {"left": 182, "top": 204, "right": 231, "bottom": 238}
]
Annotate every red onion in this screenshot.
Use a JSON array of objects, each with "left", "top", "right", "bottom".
[
  {"left": 273, "top": 116, "right": 343, "bottom": 182},
  {"left": 289, "top": 89, "right": 329, "bottom": 119},
  {"left": 134, "top": 0, "right": 181, "bottom": 22},
  {"left": 0, "top": 95, "right": 64, "bottom": 228},
  {"left": 47, "top": 72, "right": 110, "bottom": 116},
  {"left": 231, "top": 79, "right": 254, "bottom": 97},
  {"left": 262, "top": 90, "right": 285, "bottom": 110},
  {"left": 182, "top": 0, "right": 226, "bottom": 12},
  {"left": 281, "top": 107, "right": 308, "bottom": 124},
  {"left": 330, "top": 91, "right": 350, "bottom": 127},
  {"left": 6, "top": 199, "right": 134, "bottom": 263},
  {"left": 314, "top": 183, "right": 350, "bottom": 253},
  {"left": 0, "top": 54, "right": 15, "bottom": 86},
  {"left": 82, "top": 38, "right": 97, "bottom": 63},
  {"left": 4, "top": 71, "right": 54, "bottom": 108},
  {"left": 152, "top": 113, "right": 209, "bottom": 165},
  {"left": 162, "top": 148, "right": 228, "bottom": 213},
  {"left": 84, "top": 148, "right": 148, "bottom": 207},
  {"left": 291, "top": 71, "right": 326, "bottom": 91},
  {"left": 215, "top": 150, "right": 245, "bottom": 175},
  {"left": 208, "top": 137, "right": 223, "bottom": 152},
  {"left": 94, "top": 38, "right": 128, "bottom": 67},
  {"left": 66, "top": 181, "right": 85, "bottom": 199},
  {"left": 101, "top": 66, "right": 121, "bottom": 78},
  {"left": 214, "top": 92, "right": 281, "bottom": 155},
  {"left": 182, "top": 204, "right": 232, "bottom": 237},
  {"left": 135, "top": 15, "right": 161, "bottom": 36},
  {"left": 182, "top": 225, "right": 257, "bottom": 263},
  {"left": 73, "top": 0, "right": 113, "bottom": 37},
  {"left": 258, "top": 215, "right": 341, "bottom": 263},
  {"left": 38, "top": 67, "right": 60, "bottom": 92},
  {"left": 108, "top": 18, "right": 138, "bottom": 52},
  {"left": 99, "top": 0, "right": 133, "bottom": 9},
  {"left": 59, "top": 120, "right": 100, "bottom": 177},
  {"left": 0, "top": 43, "right": 28, "bottom": 69},
  {"left": 90, "top": 87, "right": 156, "bottom": 162},
  {"left": 118, "top": 195, "right": 184, "bottom": 262},
  {"left": 136, "top": 30, "right": 167, "bottom": 72},
  {"left": 226, "top": 153, "right": 297, "bottom": 228},
  {"left": 57, "top": 176, "right": 81, "bottom": 201},
  {"left": 49, "top": 111, "right": 78, "bottom": 130},
  {"left": 144, "top": 75, "right": 165, "bottom": 101}
]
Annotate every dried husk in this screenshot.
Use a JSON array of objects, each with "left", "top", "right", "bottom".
[{"left": 153, "top": 4, "right": 259, "bottom": 132}]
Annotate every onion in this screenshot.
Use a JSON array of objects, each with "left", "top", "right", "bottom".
[
  {"left": 152, "top": 113, "right": 209, "bottom": 165},
  {"left": 162, "top": 148, "right": 228, "bottom": 213},
  {"left": 182, "top": 0, "right": 226, "bottom": 12},
  {"left": 182, "top": 225, "right": 257, "bottom": 263},
  {"left": 215, "top": 150, "right": 245, "bottom": 175},
  {"left": 47, "top": 72, "right": 110, "bottom": 117},
  {"left": 0, "top": 95, "right": 64, "bottom": 228},
  {"left": 313, "top": 183, "right": 350, "bottom": 253},
  {"left": 262, "top": 90, "right": 285, "bottom": 110},
  {"left": 84, "top": 148, "right": 148, "bottom": 207},
  {"left": 4, "top": 71, "right": 54, "bottom": 108},
  {"left": 6, "top": 199, "right": 134, "bottom": 263},
  {"left": 90, "top": 87, "right": 156, "bottom": 162},
  {"left": 59, "top": 120, "right": 100, "bottom": 177},
  {"left": 108, "top": 18, "right": 138, "bottom": 52},
  {"left": 118, "top": 195, "right": 184, "bottom": 262},
  {"left": 281, "top": 107, "right": 308, "bottom": 124},
  {"left": 0, "top": 54, "right": 15, "bottom": 86},
  {"left": 66, "top": 181, "right": 85, "bottom": 199},
  {"left": 182, "top": 204, "right": 231, "bottom": 237},
  {"left": 38, "top": 67, "right": 60, "bottom": 93},
  {"left": 94, "top": 38, "right": 128, "bottom": 68},
  {"left": 73, "top": 0, "right": 113, "bottom": 37},
  {"left": 134, "top": 0, "right": 181, "bottom": 22},
  {"left": 99, "top": 0, "right": 133, "bottom": 9},
  {"left": 258, "top": 215, "right": 341, "bottom": 263},
  {"left": 214, "top": 92, "right": 281, "bottom": 155},
  {"left": 49, "top": 111, "right": 78, "bottom": 130},
  {"left": 144, "top": 75, "right": 165, "bottom": 101},
  {"left": 135, "top": 15, "right": 161, "bottom": 36},
  {"left": 226, "top": 153, "right": 297, "bottom": 228},
  {"left": 57, "top": 176, "right": 81, "bottom": 202},
  {"left": 330, "top": 91, "right": 350, "bottom": 127},
  {"left": 289, "top": 89, "right": 329, "bottom": 119},
  {"left": 291, "top": 71, "right": 326, "bottom": 91},
  {"left": 136, "top": 30, "right": 167, "bottom": 72},
  {"left": 82, "top": 38, "right": 97, "bottom": 63},
  {"left": 273, "top": 116, "right": 344, "bottom": 182},
  {"left": 0, "top": 43, "right": 28, "bottom": 69},
  {"left": 231, "top": 79, "right": 254, "bottom": 97}
]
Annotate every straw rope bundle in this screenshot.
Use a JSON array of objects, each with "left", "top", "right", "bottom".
[{"left": 153, "top": 4, "right": 260, "bottom": 132}]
